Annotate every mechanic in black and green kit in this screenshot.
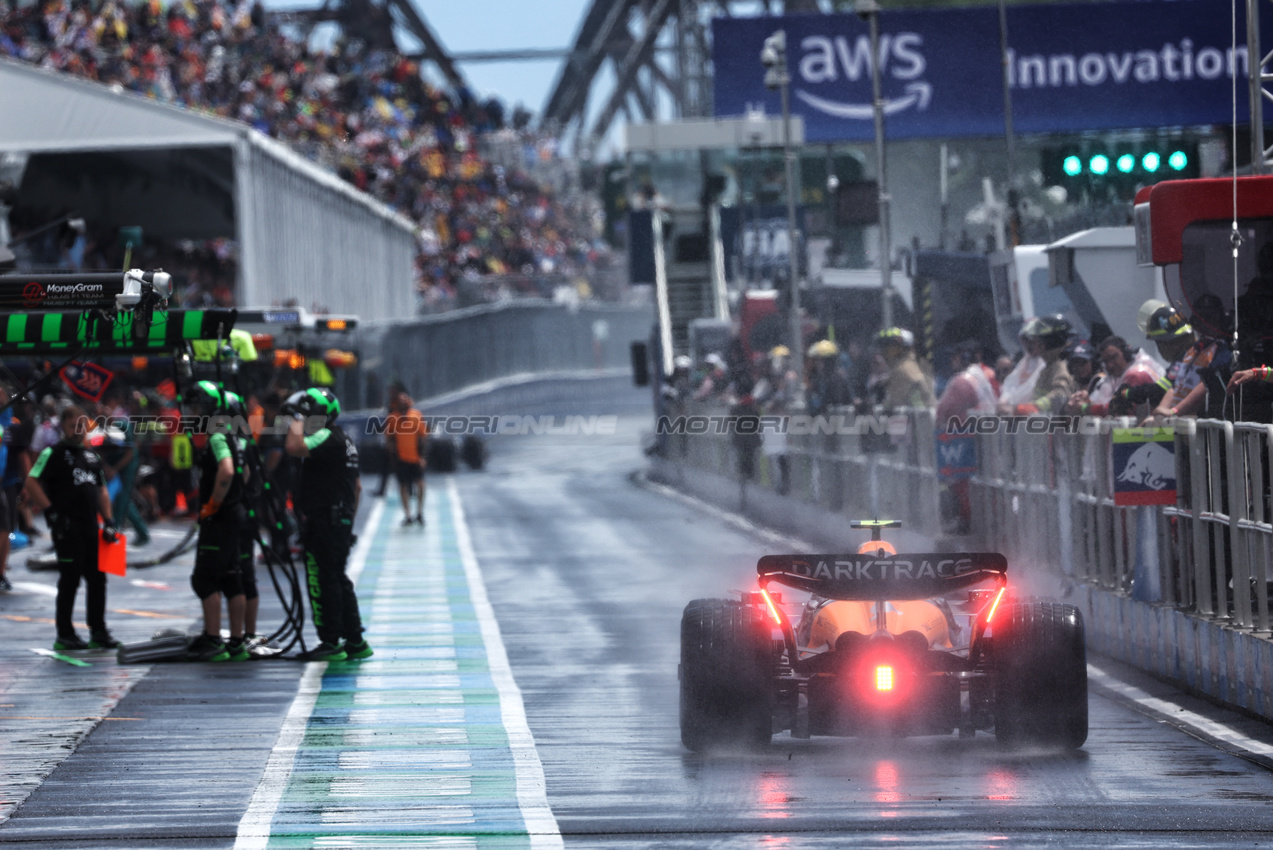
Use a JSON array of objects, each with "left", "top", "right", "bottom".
[
  {"left": 185, "top": 380, "right": 251, "bottom": 662},
  {"left": 284, "top": 387, "right": 372, "bottom": 662},
  {"left": 24, "top": 405, "right": 120, "bottom": 651}
]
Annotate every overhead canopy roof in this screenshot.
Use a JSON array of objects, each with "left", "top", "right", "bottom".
[{"left": 0, "top": 58, "right": 417, "bottom": 321}]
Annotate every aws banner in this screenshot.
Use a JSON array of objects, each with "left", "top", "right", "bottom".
[{"left": 713, "top": 1, "right": 1272, "bottom": 143}]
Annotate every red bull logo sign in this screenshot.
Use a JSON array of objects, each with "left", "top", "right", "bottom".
[{"left": 1112, "top": 427, "right": 1177, "bottom": 506}]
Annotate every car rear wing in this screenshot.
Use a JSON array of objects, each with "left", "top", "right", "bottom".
[{"left": 757, "top": 552, "right": 1007, "bottom": 601}]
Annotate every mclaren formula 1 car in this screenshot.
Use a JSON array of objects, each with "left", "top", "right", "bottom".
[{"left": 679, "top": 521, "right": 1087, "bottom": 751}]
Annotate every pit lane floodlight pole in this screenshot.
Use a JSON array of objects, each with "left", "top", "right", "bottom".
[
  {"left": 856, "top": 0, "right": 893, "bottom": 329},
  {"left": 761, "top": 30, "right": 806, "bottom": 404}
]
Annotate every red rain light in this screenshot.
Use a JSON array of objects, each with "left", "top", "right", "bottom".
[
  {"left": 759, "top": 587, "right": 784, "bottom": 626},
  {"left": 874, "top": 665, "right": 895, "bottom": 692},
  {"left": 985, "top": 587, "right": 1006, "bottom": 624}
]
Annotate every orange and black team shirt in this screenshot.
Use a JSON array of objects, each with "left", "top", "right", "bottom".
[{"left": 386, "top": 407, "right": 427, "bottom": 465}]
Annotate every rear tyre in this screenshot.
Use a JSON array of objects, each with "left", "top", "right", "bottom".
[
  {"left": 680, "top": 598, "right": 774, "bottom": 752},
  {"left": 993, "top": 601, "right": 1088, "bottom": 749},
  {"left": 427, "top": 437, "right": 458, "bottom": 473}
]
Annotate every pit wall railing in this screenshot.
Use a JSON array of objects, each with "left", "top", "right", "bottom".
[{"left": 658, "top": 407, "right": 1273, "bottom": 720}]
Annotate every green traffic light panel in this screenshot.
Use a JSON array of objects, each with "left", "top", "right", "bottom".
[
  {"left": 1168, "top": 150, "right": 1189, "bottom": 171},
  {"left": 1116, "top": 154, "right": 1136, "bottom": 173},
  {"left": 1142, "top": 151, "right": 1161, "bottom": 172},
  {"left": 1063, "top": 155, "right": 1082, "bottom": 177},
  {"left": 1089, "top": 154, "right": 1110, "bottom": 176}
]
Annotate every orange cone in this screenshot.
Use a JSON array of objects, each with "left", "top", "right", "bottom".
[{"left": 176, "top": 491, "right": 188, "bottom": 515}]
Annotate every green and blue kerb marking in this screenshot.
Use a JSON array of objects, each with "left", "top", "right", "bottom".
[{"left": 235, "top": 481, "right": 561, "bottom": 849}]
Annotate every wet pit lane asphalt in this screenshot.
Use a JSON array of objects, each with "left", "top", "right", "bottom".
[{"left": 3, "top": 386, "right": 1273, "bottom": 847}]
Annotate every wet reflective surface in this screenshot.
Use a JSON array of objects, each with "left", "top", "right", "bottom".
[
  {"left": 3, "top": 386, "right": 1273, "bottom": 846},
  {"left": 459, "top": 390, "right": 1273, "bottom": 847}
]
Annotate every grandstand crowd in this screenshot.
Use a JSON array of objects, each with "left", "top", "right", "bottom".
[{"left": 0, "top": 0, "right": 606, "bottom": 310}]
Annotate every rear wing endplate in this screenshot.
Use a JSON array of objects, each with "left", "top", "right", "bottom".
[{"left": 757, "top": 552, "right": 1007, "bottom": 600}]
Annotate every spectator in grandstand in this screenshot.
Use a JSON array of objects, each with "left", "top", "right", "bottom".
[
  {"left": 876, "top": 328, "right": 936, "bottom": 411},
  {"left": 999, "top": 315, "right": 1074, "bottom": 415},
  {"left": 1069, "top": 335, "right": 1164, "bottom": 417},
  {"left": 386, "top": 390, "right": 426, "bottom": 526},
  {"left": 0, "top": 0, "right": 604, "bottom": 310}
]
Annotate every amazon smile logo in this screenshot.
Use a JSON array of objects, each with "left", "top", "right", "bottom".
[{"left": 793, "top": 32, "right": 931, "bottom": 120}]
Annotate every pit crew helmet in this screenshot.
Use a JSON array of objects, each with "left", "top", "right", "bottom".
[
  {"left": 222, "top": 390, "right": 247, "bottom": 419},
  {"left": 286, "top": 387, "right": 341, "bottom": 425},
  {"left": 877, "top": 327, "right": 914, "bottom": 348},
  {"left": 769, "top": 345, "right": 791, "bottom": 359},
  {"left": 808, "top": 339, "right": 839, "bottom": 358},
  {"left": 1136, "top": 299, "right": 1169, "bottom": 335},
  {"left": 1020, "top": 314, "right": 1071, "bottom": 350},
  {"left": 184, "top": 380, "right": 225, "bottom": 415},
  {"left": 1144, "top": 305, "right": 1192, "bottom": 340}
]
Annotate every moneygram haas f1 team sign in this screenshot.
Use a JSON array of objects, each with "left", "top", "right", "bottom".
[{"left": 713, "top": 1, "right": 1273, "bottom": 143}]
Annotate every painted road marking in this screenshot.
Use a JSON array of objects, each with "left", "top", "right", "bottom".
[
  {"left": 236, "top": 485, "right": 560, "bottom": 848},
  {"left": 29, "top": 648, "right": 91, "bottom": 667},
  {"left": 449, "top": 476, "right": 561, "bottom": 849},
  {"left": 1089, "top": 664, "right": 1273, "bottom": 757},
  {"left": 234, "top": 496, "right": 381, "bottom": 850}
]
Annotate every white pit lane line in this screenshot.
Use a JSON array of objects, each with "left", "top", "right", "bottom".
[{"left": 1088, "top": 664, "right": 1273, "bottom": 760}]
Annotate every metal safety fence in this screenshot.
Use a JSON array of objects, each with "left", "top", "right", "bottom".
[{"left": 663, "top": 408, "right": 1273, "bottom": 634}]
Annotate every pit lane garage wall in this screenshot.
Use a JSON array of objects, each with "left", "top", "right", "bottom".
[
  {"left": 0, "top": 58, "right": 415, "bottom": 321},
  {"left": 649, "top": 411, "right": 1273, "bottom": 725}
]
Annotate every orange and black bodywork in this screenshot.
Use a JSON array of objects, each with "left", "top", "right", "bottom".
[
  {"left": 755, "top": 551, "right": 1008, "bottom": 740},
  {"left": 681, "top": 526, "right": 1087, "bottom": 752}
]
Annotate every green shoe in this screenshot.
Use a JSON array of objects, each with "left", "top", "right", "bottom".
[
  {"left": 186, "top": 633, "right": 231, "bottom": 662},
  {"left": 304, "top": 641, "right": 347, "bottom": 662},
  {"left": 88, "top": 631, "right": 122, "bottom": 649},
  {"left": 224, "top": 638, "right": 251, "bottom": 662},
  {"left": 344, "top": 639, "right": 374, "bottom": 660},
  {"left": 54, "top": 633, "right": 89, "bottom": 651}
]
